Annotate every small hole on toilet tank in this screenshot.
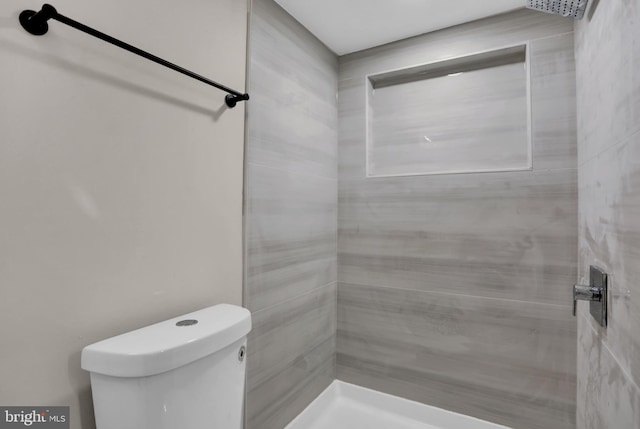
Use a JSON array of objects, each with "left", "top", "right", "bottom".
[{"left": 176, "top": 319, "right": 198, "bottom": 326}]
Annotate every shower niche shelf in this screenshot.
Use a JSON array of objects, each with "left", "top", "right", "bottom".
[{"left": 365, "top": 44, "right": 532, "bottom": 178}]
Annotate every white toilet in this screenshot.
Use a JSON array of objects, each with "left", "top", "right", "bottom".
[{"left": 81, "top": 304, "right": 251, "bottom": 429}]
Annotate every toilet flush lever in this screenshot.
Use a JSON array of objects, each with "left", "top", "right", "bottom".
[{"left": 573, "top": 265, "right": 608, "bottom": 327}]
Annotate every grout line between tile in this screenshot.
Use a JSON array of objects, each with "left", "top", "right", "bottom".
[
  {"left": 247, "top": 160, "right": 339, "bottom": 182},
  {"left": 529, "top": 30, "right": 575, "bottom": 42},
  {"left": 580, "top": 312, "right": 640, "bottom": 393},
  {"left": 251, "top": 280, "right": 338, "bottom": 316},
  {"left": 338, "top": 281, "right": 574, "bottom": 309},
  {"left": 578, "top": 128, "right": 640, "bottom": 168}
]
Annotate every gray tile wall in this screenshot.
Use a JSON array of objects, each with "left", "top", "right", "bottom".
[
  {"left": 337, "top": 10, "right": 578, "bottom": 429},
  {"left": 575, "top": 0, "right": 640, "bottom": 427},
  {"left": 244, "top": 1, "right": 338, "bottom": 428}
]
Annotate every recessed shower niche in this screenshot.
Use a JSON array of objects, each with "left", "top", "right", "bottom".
[{"left": 366, "top": 44, "right": 531, "bottom": 177}]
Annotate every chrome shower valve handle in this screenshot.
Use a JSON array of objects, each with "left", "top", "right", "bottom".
[
  {"left": 572, "top": 266, "right": 608, "bottom": 327},
  {"left": 572, "top": 284, "right": 603, "bottom": 316}
]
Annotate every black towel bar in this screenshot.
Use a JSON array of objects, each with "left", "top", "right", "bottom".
[{"left": 19, "top": 4, "right": 250, "bottom": 108}]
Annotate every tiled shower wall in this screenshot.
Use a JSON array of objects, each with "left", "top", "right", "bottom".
[
  {"left": 575, "top": 0, "right": 640, "bottom": 427},
  {"left": 337, "top": 10, "right": 578, "bottom": 429},
  {"left": 244, "top": 0, "right": 338, "bottom": 428}
]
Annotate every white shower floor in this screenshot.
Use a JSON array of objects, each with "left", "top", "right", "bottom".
[{"left": 285, "top": 381, "right": 511, "bottom": 429}]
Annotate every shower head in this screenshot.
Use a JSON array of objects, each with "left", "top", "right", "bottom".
[{"left": 526, "top": 0, "right": 589, "bottom": 19}]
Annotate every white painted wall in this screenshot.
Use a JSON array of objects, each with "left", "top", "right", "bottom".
[{"left": 0, "top": 0, "right": 248, "bottom": 427}]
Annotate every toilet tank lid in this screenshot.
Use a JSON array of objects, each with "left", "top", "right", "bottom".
[{"left": 81, "top": 304, "right": 251, "bottom": 378}]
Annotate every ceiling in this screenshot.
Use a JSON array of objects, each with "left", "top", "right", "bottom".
[{"left": 274, "top": 0, "right": 526, "bottom": 55}]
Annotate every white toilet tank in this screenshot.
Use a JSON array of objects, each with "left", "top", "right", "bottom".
[{"left": 81, "top": 304, "right": 251, "bottom": 429}]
